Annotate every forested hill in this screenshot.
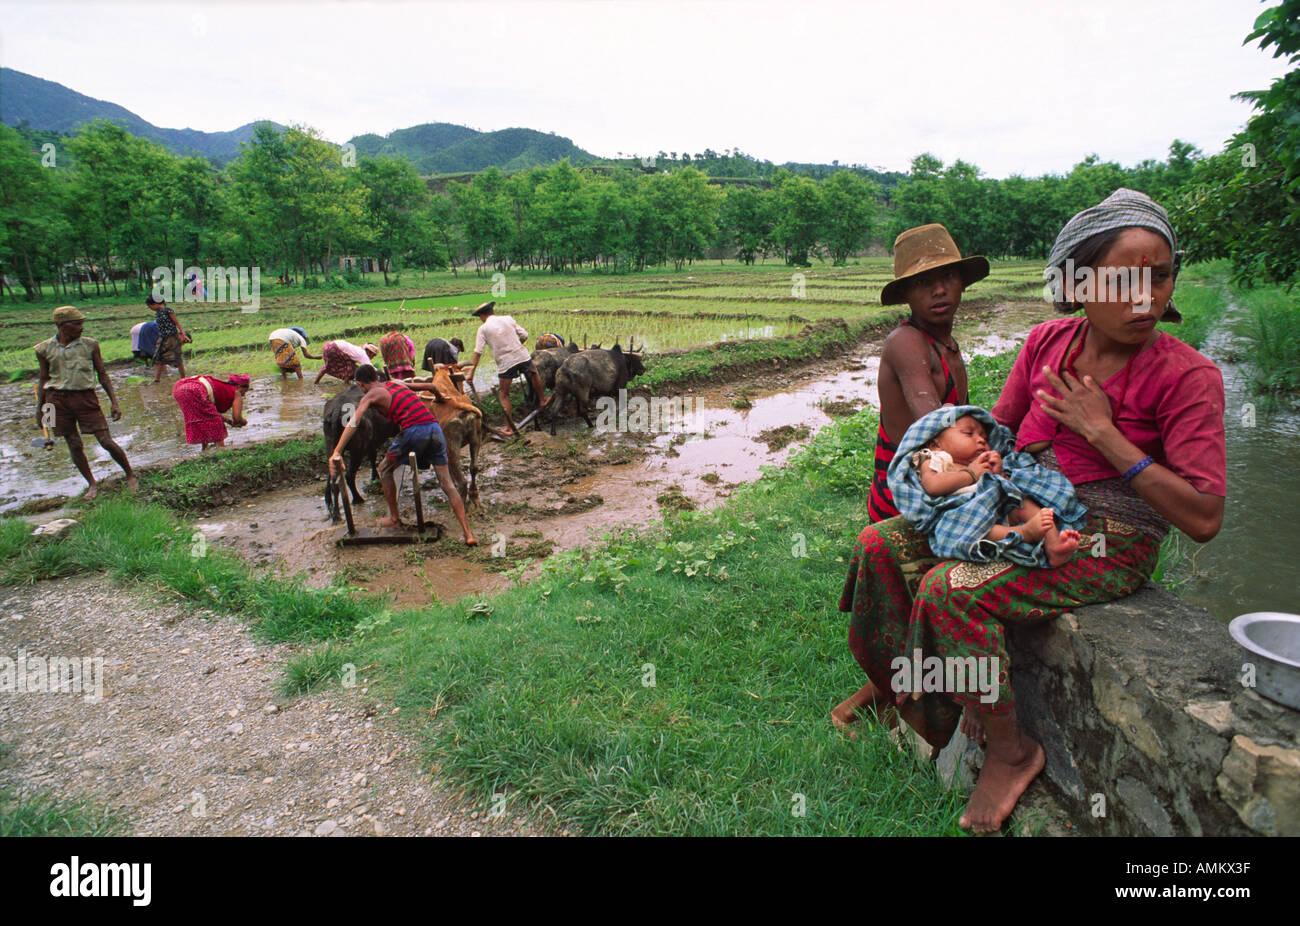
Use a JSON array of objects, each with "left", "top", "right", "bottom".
[
  {"left": 348, "top": 124, "right": 596, "bottom": 174},
  {"left": 0, "top": 68, "right": 280, "bottom": 164},
  {"left": 2, "top": 66, "right": 897, "bottom": 182}
]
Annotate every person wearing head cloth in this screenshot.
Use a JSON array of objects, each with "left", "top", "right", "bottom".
[
  {"left": 865, "top": 224, "right": 989, "bottom": 523},
  {"left": 314, "top": 339, "right": 379, "bottom": 384},
  {"left": 35, "top": 306, "right": 138, "bottom": 498},
  {"left": 148, "top": 293, "right": 189, "bottom": 383},
  {"left": 835, "top": 188, "right": 1225, "bottom": 834},
  {"left": 267, "top": 326, "right": 321, "bottom": 380},
  {"left": 172, "top": 372, "right": 252, "bottom": 452},
  {"left": 378, "top": 330, "right": 417, "bottom": 380},
  {"left": 464, "top": 301, "right": 551, "bottom": 434}
]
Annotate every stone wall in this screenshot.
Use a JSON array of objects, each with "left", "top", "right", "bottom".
[{"left": 934, "top": 584, "right": 1300, "bottom": 836}]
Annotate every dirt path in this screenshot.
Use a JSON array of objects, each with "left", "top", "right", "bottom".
[{"left": 0, "top": 576, "right": 543, "bottom": 836}]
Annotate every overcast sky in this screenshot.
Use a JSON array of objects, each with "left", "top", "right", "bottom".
[{"left": 0, "top": 0, "right": 1290, "bottom": 178}]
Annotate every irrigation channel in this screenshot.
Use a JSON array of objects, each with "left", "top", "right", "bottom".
[
  {"left": 2, "top": 301, "right": 1287, "bottom": 621},
  {"left": 1164, "top": 303, "right": 1299, "bottom": 622}
]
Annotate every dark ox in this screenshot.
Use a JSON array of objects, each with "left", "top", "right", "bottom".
[
  {"left": 323, "top": 385, "right": 395, "bottom": 516},
  {"left": 549, "top": 343, "right": 646, "bottom": 435},
  {"left": 526, "top": 341, "right": 579, "bottom": 406}
]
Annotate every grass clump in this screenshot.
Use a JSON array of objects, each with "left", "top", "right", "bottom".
[
  {"left": 280, "top": 644, "right": 348, "bottom": 697},
  {"left": 0, "top": 497, "right": 378, "bottom": 643},
  {"left": 1237, "top": 285, "right": 1300, "bottom": 395},
  {"left": 0, "top": 786, "right": 127, "bottom": 836}
]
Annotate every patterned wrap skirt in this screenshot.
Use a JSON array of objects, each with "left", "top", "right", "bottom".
[
  {"left": 173, "top": 378, "right": 227, "bottom": 445},
  {"left": 379, "top": 332, "right": 415, "bottom": 379},
  {"left": 153, "top": 334, "right": 183, "bottom": 367},
  {"left": 838, "top": 513, "right": 1159, "bottom": 749},
  {"left": 271, "top": 338, "right": 301, "bottom": 372},
  {"left": 321, "top": 342, "right": 358, "bottom": 381}
]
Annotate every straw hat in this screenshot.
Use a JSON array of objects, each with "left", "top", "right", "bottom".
[
  {"left": 53, "top": 306, "right": 86, "bottom": 323},
  {"left": 880, "top": 224, "right": 989, "bottom": 306}
]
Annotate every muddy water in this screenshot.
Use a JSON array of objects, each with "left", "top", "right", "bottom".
[
  {"left": 175, "top": 303, "right": 1049, "bottom": 606},
  {"left": 0, "top": 371, "right": 337, "bottom": 512},
  {"left": 1167, "top": 305, "right": 1300, "bottom": 621}
]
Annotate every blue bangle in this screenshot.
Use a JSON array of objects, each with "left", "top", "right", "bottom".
[{"left": 1122, "top": 456, "right": 1154, "bottom": 481}]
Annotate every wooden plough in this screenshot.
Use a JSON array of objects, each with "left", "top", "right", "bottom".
[{"left": 336, "top": 451, "right": 443, "bottom": 546}]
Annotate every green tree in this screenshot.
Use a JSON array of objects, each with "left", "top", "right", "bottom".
[
  {"left": 645, "top": 168, "right": 719, "bottom": 270},
  {"left": 771, "top": 170, "right": 823, "bottom": 266},
  {"left": 1173, "top": 0, "right": 1300, "bottom": 284},
  {"left": 819, "top": 170, "right": 879, "bottom": 264},
  {"left": 358, "top": 156, "right": 429, "bottom": 283}
]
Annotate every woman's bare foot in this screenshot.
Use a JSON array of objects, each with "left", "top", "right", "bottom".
[
  {"left": 960, "top": 705, "right": 986, "bottom": 744},
  {"left": 1045, "top": 527, "right": 1081, "bottom": 567},
  {"left": 831, "top": 682, "right": 897, "bottom": 738},
  {"left": 83, "top": 482, "right": 99, "bottom": 500},
  {"left": 959, "top": 714, "right": 1045, "bottom": 834},
  {"left": 124, "top": 473, "right": 139, "bottom": 492},
  {"left": 377, "top": 515, "right": 402, "bottom": 529},
  {"left": 464, "top": 534, "right": 479, "bottom": 547}
]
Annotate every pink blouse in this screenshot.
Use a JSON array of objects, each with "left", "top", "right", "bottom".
[{"left": 991, "top": 317, "right": 1227, "bottom": 496}]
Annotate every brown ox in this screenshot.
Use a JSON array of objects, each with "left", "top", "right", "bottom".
[{"left": 414, "top": 366, "right": 481, "bottom": 507}]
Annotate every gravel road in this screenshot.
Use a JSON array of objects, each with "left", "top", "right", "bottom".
[{"left": 0, "top": 576, "right": 538, "bottom": 837}]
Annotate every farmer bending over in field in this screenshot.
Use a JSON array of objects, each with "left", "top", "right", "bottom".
[
  {"left": 328, "top": 364, "right": 478, "bottom": 546},
  {"left": 35, "top": 306, "right": 138, "bottom": 499},
  {"left": 464, "top": 301, "right": 550, "bottom": 435},
  {"left": 268, "top": 326, "right": 320, "bottom": 379}
]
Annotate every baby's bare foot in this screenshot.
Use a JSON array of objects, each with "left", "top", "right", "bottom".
[
  {"left": 1046, "top": 528, "right": 1082, "bottom": 567},
  {"left": 1016, "top": 507, "right": 1053, "bottom": 544}
]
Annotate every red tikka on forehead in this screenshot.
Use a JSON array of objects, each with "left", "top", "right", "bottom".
[{"left": 1141, "top": 255, "right": 1149, "bottom": 266}]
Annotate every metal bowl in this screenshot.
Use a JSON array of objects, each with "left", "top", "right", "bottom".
[{"left": 1229, "top": 612, "right": 1300, "bottom": 711}]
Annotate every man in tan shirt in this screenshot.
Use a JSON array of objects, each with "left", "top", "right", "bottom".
[
  {"left": 464, "top": 301, "right": 550, "bottom": 434},
  {"left": 35, "top": 306, "right": 137, "bottom": 499}
]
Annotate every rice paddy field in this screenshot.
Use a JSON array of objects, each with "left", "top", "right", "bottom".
[{"left": 1, "top": 258, "right": 1048, "bottom": 379}]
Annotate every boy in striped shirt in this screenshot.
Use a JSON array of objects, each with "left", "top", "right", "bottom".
[{"left": 327, "top": 364, "right": 477, "bottom": 545}]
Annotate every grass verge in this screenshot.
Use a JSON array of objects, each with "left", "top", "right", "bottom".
[
  {"left": 1236, "top": 285, "right": 1300, "bottom": 395},
  {"left": 0, "top": 496, "right": 377, "bottom": 642},
  {"left": 324, "top": 352, "right": 1023, "bottom": 836},
  {"left": 137, "top": 434, "right": 327, "bottom": 511}
]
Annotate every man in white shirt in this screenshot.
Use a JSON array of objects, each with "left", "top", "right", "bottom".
[
  {"left": 268, "top": 326, "right": 321, "bottom": 380},
  {"left": 465, "top": 302, "right": 550, "bottom": 434}
]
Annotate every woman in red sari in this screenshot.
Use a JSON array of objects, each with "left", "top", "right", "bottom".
[
  {"left": 836, "top": 190, "right": 1226, "bottom": 833},
  {"left": 173, "top": 373, "right": 252, "bottom": 452}
]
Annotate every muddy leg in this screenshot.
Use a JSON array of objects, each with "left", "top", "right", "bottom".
[
  {"left": 64, "top": 431, "right": 98, "bottom": 499},
  {"left": 93, "top": 430, "right": 136, "bottom": 491}
]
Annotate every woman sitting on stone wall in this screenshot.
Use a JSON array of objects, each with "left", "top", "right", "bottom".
[{"left": 835, "top": 189, "right": 1227, "bottom": 833}]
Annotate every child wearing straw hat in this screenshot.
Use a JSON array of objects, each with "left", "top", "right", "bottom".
[{"left": 866, "top": 224, "right": 989, "bottom": 523}]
